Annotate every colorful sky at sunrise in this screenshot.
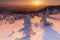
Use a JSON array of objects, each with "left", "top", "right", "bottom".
[{"left": 0, "top": 0, "right": 60, "bottom": 6}]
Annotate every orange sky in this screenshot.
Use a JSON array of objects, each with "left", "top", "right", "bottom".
[
  {"left": 0, "top": 0, "right": 60, "bottom": 7},
  {"left": 0, "top": 2, "right": 44, "bottom": 6}
]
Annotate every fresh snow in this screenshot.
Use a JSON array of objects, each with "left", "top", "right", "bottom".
[{"left": 0, "top": 14, "right": 60, "bottom": 40}]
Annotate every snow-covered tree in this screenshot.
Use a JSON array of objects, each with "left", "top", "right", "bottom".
[
  {"left": 53, "top": 9, "right": 58, "bottom": 14},
  {"left": 40, "top": 12, "right": 51, "bottom": 26},
  {"left": 46, "top": 8, "right": 49, "bottom": 17}
]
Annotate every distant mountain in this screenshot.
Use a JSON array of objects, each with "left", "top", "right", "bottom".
[
  {"left": 37, "top": 5, "right": 60, "bottom": 12},
  {"left": 0, "top": 5, "right": 60, "bottom": 15}
]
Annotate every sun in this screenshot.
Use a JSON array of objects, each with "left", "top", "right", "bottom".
[
  {"left": 35, "top": 1, "right": 39, "bottom": 5},
  {"left": 34, "top": 1, "right": 40, "bottom": 6},
  {"left": 31, "top": 1, "right": 43, "bottom": 6}
]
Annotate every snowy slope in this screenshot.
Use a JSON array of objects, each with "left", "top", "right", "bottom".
[{"left": 0, "top": 14, "right": 60, "bottom": 40}]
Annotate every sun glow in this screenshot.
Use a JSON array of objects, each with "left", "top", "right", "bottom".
[
  {"left": 35, "top": 1, "right": 40, "bottom": 5},
  {"left": 33, "top": 1, "right": 40, "bottom": 6}
]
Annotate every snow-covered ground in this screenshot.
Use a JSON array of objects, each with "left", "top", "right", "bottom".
[{"left": 0, "top": 14, "right": 60, "bottom": 40}]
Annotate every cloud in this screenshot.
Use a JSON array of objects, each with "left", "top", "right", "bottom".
[
  {"left": 0, "top": 0, "right": 31, "bottom": 2},
  {"left": 0, "top": 0, "right": 60, "bottom": 2}
]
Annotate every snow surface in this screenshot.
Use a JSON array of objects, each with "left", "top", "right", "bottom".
[{"left": 0, "top": 14, "right": 60, "bottom": 40}]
